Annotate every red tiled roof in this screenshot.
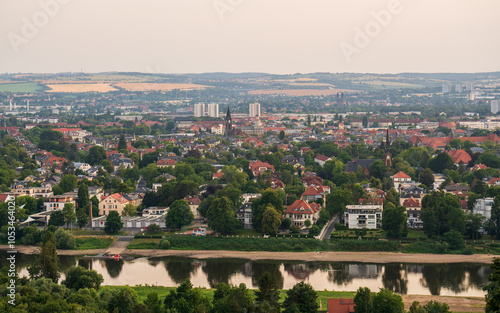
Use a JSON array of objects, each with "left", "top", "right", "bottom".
[
  {"left": 445, "top": 149, "right": 471, "bottom": 164},
  {"left": 284, "top": 200, "right": 321, "bottom": 215},
  {"left": 392, "top": 171, "right": 411, "bottom": 179}
]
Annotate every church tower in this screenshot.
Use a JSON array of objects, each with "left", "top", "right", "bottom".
[
  {"left": 225, "top": 107, "right": 234, "bottom": 137},
  {"left": 384, "top": 129, "right": 393, "bottom": 168}
]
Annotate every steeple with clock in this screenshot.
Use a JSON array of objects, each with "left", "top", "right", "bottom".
[{"left": 384, "top": 129, "right": 393, "bottom": 168}]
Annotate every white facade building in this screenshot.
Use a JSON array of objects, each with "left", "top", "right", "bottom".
[
  {"left": 344, "top": 205, "right": 383, "bottom": 229},
  {"left": 194, "top": 103, "right": 205, "bottom": 117},
  {"left": 207, "top": 103, "right": 219, "bottom": 118},
  {"left": 473, "top": 198, "right": 494, "bottom": 219},
  {"left": 249, "top": 102, "right": 261, "bottom": 117},
  {"left": 491, "top": 100, "right": 500, "bottom": 115}
]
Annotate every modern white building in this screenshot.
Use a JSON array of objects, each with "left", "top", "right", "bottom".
[
  {"left": 194, "top": 103, "right": 205, "bottom": 117},
  {"left": 473, "top": 198, "right": 494, "bottom": 219},
  {"left": 344, "top": 205, "right": 383, "bottom": 229},
  {"left": 491, "top": 100, "right": 500, "bottom": 115},
  {"left": 207, "top": 103, "right": 219, "bottom": 118},
  {"left": 249, "top": 102, "right": 261, "bottom": 117}
]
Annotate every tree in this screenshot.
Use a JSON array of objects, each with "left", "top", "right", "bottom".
[
  {"left": 62, "top": 203, "right": 76, "bottom": 228},
  {"left": 48, "top": 210, "right": 65, "bottom": 227},
  {"left": 251, "top": 189, "right": 284, "bottom": 230},
  {"left": 207, "top": 196, "right": 240, "bottom": 235},
  {"left": 325, "top": 188, "right": 353, "bottom": 216},
  {"left": 487, "top": 195, "right": 500, "bottom": 239},
  {"left": 54, "top": 227, "right": 75, "bottom": 249},
  {"left": 369, "top": 160, "right": 388, "bottom": 180},
  {"left": 212, "top": 283, "right": 255, "bottom": 313},
  {"left": 255, "top": 272, "right": 281, "bottom": 313},
  {"left": 118, "top": 134, "right": 128, "bottom": 151},
  {"left": 76, "top": 207, "right": 88, "bottom": 228},
  {"left": 86, "top": 145, "right": 107, "bottom": 165},
  {"left": 104, "top": 211, "right": 123, "bottom": 234},
  {"left": 484, "top": 258, "right": 500, "bottom": 313},
  {"left": 165, "top": 200, "right": 193, "bottom": 229},
  {"left": 77, "top": 183, "right": 89, "bottom": 210},
  {"left": 144, "top": 292, "right": 162, "bottom": 313},
  {"left": 163, "top": 279, "right": 211, "bottom": 313},
  {"left": 308, "top": 224, "right": 321, "bottom": 236},
  {"left": 62, "top": 265, "right": 104, "bottom": 290},
  {"left": 421, "top": 191, "right": 465, "bottom": 237},
  {"left": 279, "top": 130, "right": 285, "bottom": 140},
  {"left": 372, "top": 289, "right": 405, "bottom": 313},
  {"left": 261, "top": 205, "right": 281, "bottom": 235},
  {"left": 122, "top": 203, "right": 138, "bottom": 217},
  {"left": 59, "top": 174, "right": 77, "bottom": 193},
  {"left": 281, "top": 217, "right": 291, "bottom": 229},
  {"left": 354, "top": 287, "right": 372, "bottom": 313},
  {"left": 28, "top": 231, "right": 60, "bottom": 281},
  {"left": 420, "top": 168, "right": 435, "bottom": 188},
  {"left": 428, "top": 152, "right": 455, "bottom": 173},
  {"left": 147, "top": 223, "right": 162, "bottom": 233},
  {"left": 282, "top": 282, "right": 318, "bottom": 313},
  {"left": 444, "top": 230, "right": 465, "bottom": 250},
  {"left": 465, "top": 213, "right": 485, "bottom": 240},
  {"left": 382, "top": 203, "right": 408, "bottom": 239}
]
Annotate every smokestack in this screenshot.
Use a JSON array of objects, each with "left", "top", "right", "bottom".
[
  {"left": 27, "top": 100, "right": 29, "bottom": 112},
  {"left": 9, "top": 100, "right": 12, "bottom": 111},
  {"left": 89, "top": 201, "right": 93, "bottom": 227}
]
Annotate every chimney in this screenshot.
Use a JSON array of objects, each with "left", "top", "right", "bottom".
[{"left": 88, "top": 201, "right": 93, "bottom": 227}]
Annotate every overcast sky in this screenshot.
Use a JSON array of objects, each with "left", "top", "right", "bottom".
[{"left": 1, "top": 0, "right": 499, "bottom": 74}]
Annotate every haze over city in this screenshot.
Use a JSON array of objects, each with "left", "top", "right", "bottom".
[{"left": 2, "top": 0, "right": 500, "bottom": 74}]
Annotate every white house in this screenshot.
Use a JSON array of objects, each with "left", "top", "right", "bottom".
[
  {"left": 391, "top": 171, "right": 411, "bottom": 191},
  {"left": 344, "top": 205, "right": 383, "bottom": 229},
  {"left": 473, "top": 198, "right": 494, "bottom": 219}
]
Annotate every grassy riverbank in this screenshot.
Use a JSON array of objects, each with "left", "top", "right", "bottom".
[
  {"left": 126, "top": 235, "right": 500, "bottom": 255},
  {"left": 101, "top": 285, "right": 484, "bottom": 313}
]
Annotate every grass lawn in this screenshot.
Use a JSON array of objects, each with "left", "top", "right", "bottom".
[
  {"left": 127, "top": 238, "right": 162, "bottom": 249},
  {"left": 70, "top": 229, "right": 128, "bottom": 236},
  {"left": 0, "top": 82, "right": 43, "bottom": 92},
  {"left": 75, "top": 236, "right": 114, "bottom": 250},
  {"left": 102, "top": 285, "right": 356, "bottom": 307},
  {"left": 406, "top": 229, "right": 427, "bottom": 240}
]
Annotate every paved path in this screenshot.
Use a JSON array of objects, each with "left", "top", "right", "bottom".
[
  {"left": 106, "top": 236, "right": 134, "bottom": 255},
  {"left": 321, "top": 215, "right": 339, "bottom": 240}
]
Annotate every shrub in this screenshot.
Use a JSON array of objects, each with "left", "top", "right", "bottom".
[
  {"left": 290, "top": 225, "right": 301, "bottom": 233},
  {"left": 54, "top": 228, "right": 76, "bottom": 249},
  {"left": 160, "top": 239, "right": 171, "bottom": 249}
]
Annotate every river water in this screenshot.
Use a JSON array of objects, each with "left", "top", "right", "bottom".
[{"left": 1, "top": 253, "right": 491, "bottom": 296}]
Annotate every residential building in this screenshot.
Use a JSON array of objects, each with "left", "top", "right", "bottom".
[
  {"left": 473, "top": 198, "right": 494, "bottom": 219},
  {"left": 407, "top": 209, "right": 423, "bottom": 229},
  {"left": 184, "top": 196, "right": 201, "bottom": 218},
  {"left": 142, "top": 207, "right": 168, "bottom": 217},
  {"left": 344, "top": 205, "right": 383, "bottom": 229},
  {"left": 314, "top": 155, "right": 331, "bottom": 166},
  {"left": 43, "top": 195, "right": 76, "bottom": 211},
  {"left": 492, "top": 100, "right": 500, "bottom": 115},
  {"left": 249, "top": 160, "right": 275, "bottom": 177},
  {"left": 236, "top": 203, "right": 253, "bottom": 229},
  {"left": 207, "top": 103, "right": 219, "bottom": 118},
  {"left": 92, "top": 215, "right": 165, "bottom": 229},
  {"left": 283, "top": 199, "right": 321, "bottom": 227},
  {"left": 249, "top": 102, "right": 261, "bottom": 117},
  {"left": 194, "top": 103, "right": 205, "bottom": 117},
  {"left": 391, "top": 171, "right": 411, "bottom": 191},
  {"left": 99, "top": 193, "right": 130, "bottom": 216}
]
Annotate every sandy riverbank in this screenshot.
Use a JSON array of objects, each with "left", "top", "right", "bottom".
[
  {"left": 2, "top": 245, "right": 497, "bottom": 263},
  {"left": 121, "top": 249, "right": 498, "bottom": 264}
]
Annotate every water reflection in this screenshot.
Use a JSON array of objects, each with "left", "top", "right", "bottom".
[
  {"left": 1, "top": 251, "right": 491, "bottom": 296},
  {"left": 102, "top": 259, "right": 124, "bottom": 278},
  {"left": 162, "top": 257, "right": 197, "bottom": 284},
  {"left": 382, "top": 263, "right": 408, "bottom": 294}
]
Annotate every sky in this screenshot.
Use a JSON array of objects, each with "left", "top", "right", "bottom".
[{"left": 1, "top": 0, "right": 500, "bottom": 74}]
